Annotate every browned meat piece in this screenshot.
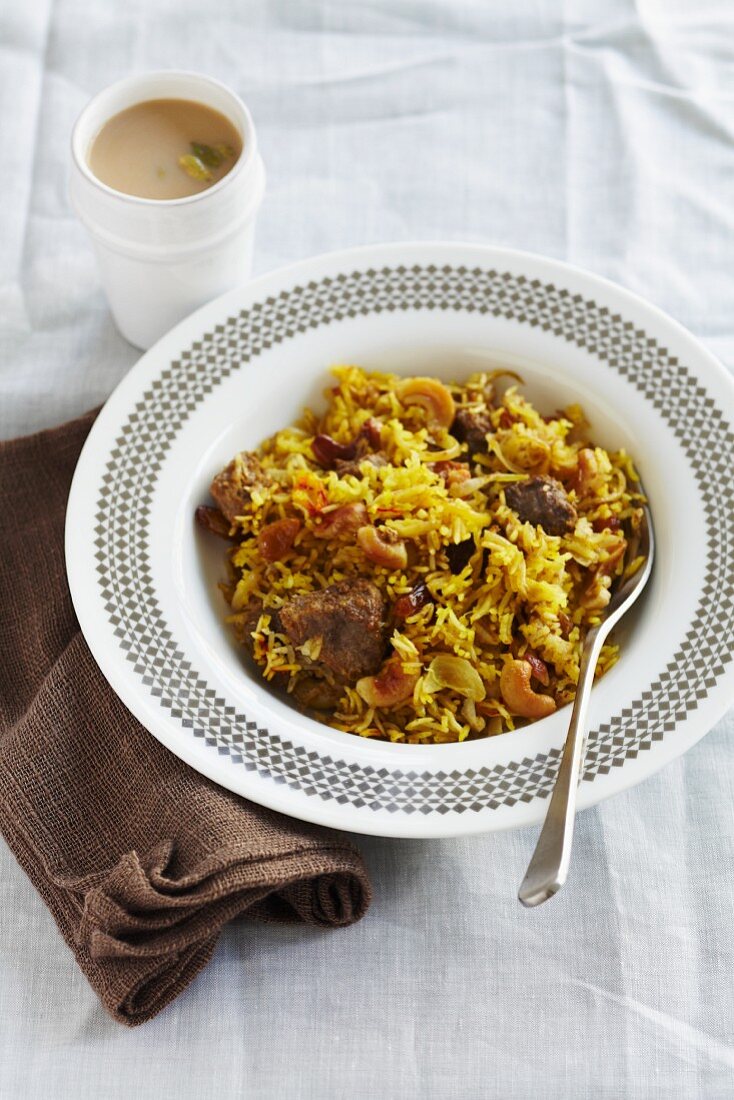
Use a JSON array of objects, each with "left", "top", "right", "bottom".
[
  {"left": 236, "top": 599, "right": 346, "bottom": 711},
  {"left": 210, "top": 452, "right": 272, "bottom": 522},
  {"left": 195, "top": 504, "right": 233, "bottom": 539},
  {"left": 451, "top": 408, "right": 494, "bottom": 455},
  {"left": 233, "top": 597, "right": 282, "bottom": 654},
  {"left": 290, "top": 675, "right": 345, "bottom": 712},
  {"left": 504, "top": 476, "right": 577, "bottom": 536},
  {"left": 334, "top": 452, "right": 389, "bottom": 478},
  {"left": 279, "top": 579, "right": 388, "bottom": 682}
]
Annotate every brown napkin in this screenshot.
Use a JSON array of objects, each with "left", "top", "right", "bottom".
[{"left": 0, "top": 410, "right": 371, "bottom": 1026}]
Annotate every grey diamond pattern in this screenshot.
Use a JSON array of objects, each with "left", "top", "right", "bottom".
[{"left": 93, "top": 265, "right": 734, "bottom": 815}]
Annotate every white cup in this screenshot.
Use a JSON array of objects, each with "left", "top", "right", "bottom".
[{"left": 70, "top": 71, "right": 266, "bottom": 349}]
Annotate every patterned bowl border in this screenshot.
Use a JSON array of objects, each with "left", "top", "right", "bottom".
[{"left": 94, "top": 265, "right": 734, "bottom": 816}]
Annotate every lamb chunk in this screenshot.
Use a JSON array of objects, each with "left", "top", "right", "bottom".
[
  {"left": 235, "top": 597, "right": 346, "bottom": 711},
  {"left": 334, "top": 452, "right": 389, "bottom": 478},
  {"left": 504, "top": 476, "right": 577, "bottom": 536},
  {"left": 279, "top": 579, "right": 388, "bottom": 683},
  {"left": 210, "top": 452, "right": 271, "bottom": 522},
  {"left": 290, "top": 676, "right": 345, "bottom": 712},
  {"left": 195, "top": 504, "right": 233, "bottom": 539},
  {"left": 234, "top": 597, "right": 282, "bottom": 655},
  {"left": 451, "top": 408, "right": 494, "bottom": 455}
]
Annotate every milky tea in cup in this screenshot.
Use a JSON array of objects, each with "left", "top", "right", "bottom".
[
  {"left": 70, "top": 72, "right": 265, "bottom": 349},
  {"left": 88, "top": 98, "right": 243, "bottom": 201}
]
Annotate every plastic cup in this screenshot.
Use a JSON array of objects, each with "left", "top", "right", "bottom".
[{"left": 70, "top": 71, "right": 266, "bottom": 349}]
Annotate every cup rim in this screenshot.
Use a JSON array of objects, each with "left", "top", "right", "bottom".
[{"left": 70, "top": 69, "right": 258, "bottom": 208}]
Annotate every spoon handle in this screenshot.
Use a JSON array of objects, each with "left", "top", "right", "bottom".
[{"left": 517, "top": 622, "right": 608, "bottom": 908}]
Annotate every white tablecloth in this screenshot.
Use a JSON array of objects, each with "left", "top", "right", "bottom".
[{"left": 1, "top": 1, "right": 733, "bottom": 1096}]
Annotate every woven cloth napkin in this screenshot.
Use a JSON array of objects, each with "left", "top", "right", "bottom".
[{"left": 0, "top": 410, "right": 371, "bottom": 1026}]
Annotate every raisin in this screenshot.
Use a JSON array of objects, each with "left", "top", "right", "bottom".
[
  {"left": 393, "top": 581, "right": 432, "bottom": 620},
  {"left": 257, "top": 518, "right": 301, "bottom": 561},
  {"left": 312, "top": 434, "right": 357, "bottom": 467},
  {"left": 446, "top": 538, "right": 475, "bottom": 574},
  {"left": 592, "top": 515, "right": 621, "bottom": 533},
  {"left": 524, "top": 653, "right": 550, "bottom": 686}
]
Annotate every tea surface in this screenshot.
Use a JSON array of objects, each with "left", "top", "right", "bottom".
[{"left": 89, "top": 98, "right": 242, "bottom": 199}]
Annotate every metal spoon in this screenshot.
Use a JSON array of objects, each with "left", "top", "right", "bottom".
[{"left": 518, "top": 502, "right": 655, "bottom": 908}]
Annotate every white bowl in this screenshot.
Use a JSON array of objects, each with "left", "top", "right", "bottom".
[{"left": 66, "top": 242, "right": 734, "bottom": 837}]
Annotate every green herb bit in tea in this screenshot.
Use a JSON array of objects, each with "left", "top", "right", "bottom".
[
  {"left": 178, "top": 153, "right": 213, "bottom": 182},
  {"left": 190, "top": 141, "right": 236, "bottom": 168}
]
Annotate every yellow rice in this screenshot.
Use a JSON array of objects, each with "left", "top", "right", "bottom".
[{"left": 221, "top": 366, "right": 644, "bottom": 744}]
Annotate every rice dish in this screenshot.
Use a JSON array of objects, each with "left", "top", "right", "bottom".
[{"left": 195, "top": 366, "right": 645, "bottom": 744}]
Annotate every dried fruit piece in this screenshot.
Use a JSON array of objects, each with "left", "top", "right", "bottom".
[
  {"left": 356, "top": 657, "right": 419, "bottom": 707},
  {"left": 361, "top": 417, "right": 383, "bottom": 449},
  {"left": 312, "top": 419, "right": 384, "bottom": 470},
  {"left": 312, "top": 433, "right": 357, "bottom": 467},
  {"left": 313, "top": 502, "right": 368, "bottom": 538},
  {"left": 393, "top": 581, "right": 432, "bottom": 620},
  {"left": 592, "top": 515, "right": 621, "bottom": 533},
  {"left": 446, "top": 538, "right": 475, "bottom": 574},
  {"left": 524, "top": 652, "right": 550, "bottom": 687},
  {"left": 558, "top": 610, "right": 573, "bottom": 635},
  {"left": 257, "top": 517, "right": 301, "bottom": 561}
]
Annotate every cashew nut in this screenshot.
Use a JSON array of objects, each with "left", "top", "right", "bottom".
[
  {"left": 357, "top": 525, "right": 408, "bottom": 569},
  {"left": 499, "top": 659, "right": 556, "bottom": 719},
  {"left": 356, "top": 657, "right": 419, "bottom": 707},
  {"left": 399, "top": 377, "right": 456, "bottom": 429}
]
